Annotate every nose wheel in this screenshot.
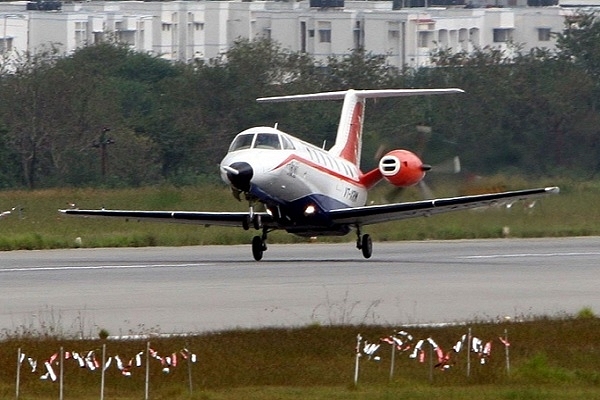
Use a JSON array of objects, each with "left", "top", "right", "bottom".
[
  {"left": 243, "top": 214, "right": 262, "bottom": 231},
  {"left": 242, "top": 203, "right": 262, "bottom": 231},
  {"left": 252, "top": 230, "right": 268, "bottom": 261}
]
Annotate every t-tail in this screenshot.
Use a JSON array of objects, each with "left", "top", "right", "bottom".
[{"left": 257, "top": 88, "right": 464, "bottom": 168}]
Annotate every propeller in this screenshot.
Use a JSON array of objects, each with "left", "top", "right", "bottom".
[
  {"left": 374, "top": 125, "right": 461, "bottom": 203},
  {"left": 378, "top": 156, "right": 460, "bottom": 202}
]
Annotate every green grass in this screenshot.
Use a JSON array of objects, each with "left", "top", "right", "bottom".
[
  {"left": 0, "top": 316, "right": 599, "bottom": 399},
  {"left": 0, "top": 178, "right": 595, "bottom": 250}
]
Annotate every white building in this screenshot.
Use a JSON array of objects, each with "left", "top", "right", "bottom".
[{"left": 0, "top": 0, "right": 581, "bottom": 69}]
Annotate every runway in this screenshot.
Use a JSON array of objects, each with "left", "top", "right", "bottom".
[{"left": 0, "top": 237, "right": 598, "bottom": 337}]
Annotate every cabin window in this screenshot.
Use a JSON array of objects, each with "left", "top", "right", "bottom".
[{"left": 228, "top": 134, "right": 254, "bottom": 152}]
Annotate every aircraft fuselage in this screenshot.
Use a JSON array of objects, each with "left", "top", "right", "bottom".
[{"left": 220, "top": 127, "right": 369, "bottom": 234}]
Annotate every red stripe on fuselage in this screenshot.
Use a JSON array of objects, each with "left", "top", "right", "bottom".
[{"left": 271, "top": 154, "right": 363, "bottom": 187}]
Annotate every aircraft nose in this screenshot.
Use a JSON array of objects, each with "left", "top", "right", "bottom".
[{"left": 225, "top": 162, "right": 253, "bottom": 192}]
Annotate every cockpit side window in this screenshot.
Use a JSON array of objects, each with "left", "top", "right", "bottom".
[
  {"left": 254, "top": 133, "right": 282, "bottom": 150},
  {"left": 228, "top": 134, "right": 254, "bottom": 152},
  {"left": 281, "top": 135, "right": 295, "bottom": 150}
]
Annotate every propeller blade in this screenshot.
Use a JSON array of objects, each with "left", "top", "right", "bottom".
[
  {"left": 431, "top": 156, "right": 461, "bottom": 174},
  {"left": 418, "top": 180, "right": 435, "bottom": 200}
]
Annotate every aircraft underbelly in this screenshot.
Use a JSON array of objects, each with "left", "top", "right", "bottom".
[{"left": 226, "top": 149, "right": 369, "bottom": 235}]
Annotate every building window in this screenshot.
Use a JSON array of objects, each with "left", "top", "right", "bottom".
[
  {"left": 418, "top": 31, "right": 431, "bottom": 48},
  {"left": 93, "top": 32, "right": 104, "bottom": 44},
  {"left": 319, "top": 29, "right": 331, "bottom": 43},
  {"left": 75, "top": 21, "right": 88, "bottom": 47},
  {"left": 318, "top": 21, "right": 331, "bottom": 43},
  {"left": 0, "top": 38, "right": 13, "bottom": 53},
  {"left": 388, "top": 21, "right": 400, "bottom": 48},
  {"left": 308, "top": 29, "right": 315, "bottom": 38},
  {"left": 493, "top": 28, "right": 512, "bottom": 43},
  {"left": 353, "top": 20, "right": 363, "bottom": 49},
  {"left": 139, "top": 21, "right": 145, "bottom": 48},
  {"left": 538, "top": 28, "right": 551, "bottom": 41},
  {"left": 119, "top": 31, "right": 135, "bottom": 45}
]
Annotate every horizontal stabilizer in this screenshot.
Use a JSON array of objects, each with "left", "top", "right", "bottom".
[
  {"left": 257, "top": 88, "right": 463, "bottom": 166},
  {"left": 257, "top": 88, "right": 464, "bottom": 103}
]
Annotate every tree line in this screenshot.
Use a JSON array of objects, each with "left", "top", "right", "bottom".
[{"left": 0, "top": 11, "right": 599, "bottom": 189}]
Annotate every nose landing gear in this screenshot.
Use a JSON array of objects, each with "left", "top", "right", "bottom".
[
  {"left": 242, "top": 203, "right": 262, "bottom": 231},
  {"left": 243, "top": 213, "right": 262, "bottom": 231}
]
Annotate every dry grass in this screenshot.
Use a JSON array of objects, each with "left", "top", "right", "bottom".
[{"left": 0, "top": 316, "right": 598, "bottom": 399}]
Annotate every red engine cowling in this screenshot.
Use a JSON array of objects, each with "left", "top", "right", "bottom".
[{"left": 378, "top": 149, "right": 430, "bottom": 187}]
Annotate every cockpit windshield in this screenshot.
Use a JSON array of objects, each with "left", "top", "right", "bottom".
[
  {"left": 228, "top": 134, "right": 254, "bottom": 152},
  {"left": 254, "top": 133, "right": 281, "bottom": 150},
  {"left": 228, "top": 132, "right": 293, "bottom": 152}
]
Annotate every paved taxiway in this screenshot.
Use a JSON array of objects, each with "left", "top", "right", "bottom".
[{"left": 0, "top": 237, "right": 598, "bottom": 336}]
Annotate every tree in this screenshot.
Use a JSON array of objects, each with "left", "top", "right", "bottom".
[
  {"left": 426, "top": 43, "right": 596, "bottom": 176},
  {"left": 555, "top": 11, "right": 600, "bottom": 84},
  {"left": 325, "top": 48, "right": 398, "bottom": 90},
  {"left": 0, "top": 122, "right": 20, "bottom": 188},
  {"left": 0, "top": 47, "right": 62, "bottom": 188}
]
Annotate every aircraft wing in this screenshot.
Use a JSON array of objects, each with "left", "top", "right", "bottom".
[
  {"left": 59, "top": 209, "right": 275, "bottom": 228},
  {"left": 328, "top": 187, "right": 559, "bottom": 226}
]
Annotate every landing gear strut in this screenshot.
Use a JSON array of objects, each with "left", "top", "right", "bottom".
[
  {"left": 242, "top": 203, "right": 262, "bottom": 231},
  {"left": 252, "top": 229, "right": 268, "bottom": 261},
  {"left": 356, "top": 226, "right": 373, "bottom": 259}
]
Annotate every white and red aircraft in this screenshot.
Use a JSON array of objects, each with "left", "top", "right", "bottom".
[{"left": 61, "top": 88, "right": 559, "bottom": 260}]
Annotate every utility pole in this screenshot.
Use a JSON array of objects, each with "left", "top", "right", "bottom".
[{"left": 93, "top": 127, "right": 114, "bottom": 178}]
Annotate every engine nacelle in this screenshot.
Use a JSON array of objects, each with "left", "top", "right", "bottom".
[{"left": 378, "top": 149, "right": 430, "bottom": 187}]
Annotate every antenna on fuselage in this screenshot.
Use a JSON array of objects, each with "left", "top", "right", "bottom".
[
  {"left": 273, "top": 123, "right": 278, "bottom": 129},
  {"left": 322, "top": 140, "right": 327, "bottom": 149}
]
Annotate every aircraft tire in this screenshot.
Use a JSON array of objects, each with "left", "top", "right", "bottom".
[
  {"left": 361, "top": 234, "right": 372, "bottom": 259},
  {"left": 253, "top": 214, "right": 261, "bottom": 230},
  {"left": 252, "top": 235, "right": 264, "bottom": 261}
]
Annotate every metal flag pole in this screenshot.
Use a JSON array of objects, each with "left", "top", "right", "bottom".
[
  {"left": 145, "top": 341, "right": 150, "bottom": 400},
  {"left": 100, "top": 344, "right": 106, "bottom": 400},
  {"left": 389, "top": 333, "right": 396, "bottom": 382},
  {"left": 353, "top": 333, "right": 362, "bottom": 386},
  {"left": 504, "top": 328, "right": 511, "bottom": 375},
  {"left": 467, "top": 327, "right": 471, "bottom": 378},
  {"left": 59, "top": 347, "right": 64, "bottom": 400},
  {"left": 15, "top": 348, "right": 22, "bottom": 400},
  {"left": 186, "top": 344, "right": 193, "bottom": 395}
]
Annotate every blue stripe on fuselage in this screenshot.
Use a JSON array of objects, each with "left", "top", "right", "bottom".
[{"left": 248, "top": 184, "right": 351, "bottom": 233}]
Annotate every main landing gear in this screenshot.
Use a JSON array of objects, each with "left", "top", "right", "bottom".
[
  {"left": 252, "top": 229, "right": 268, "bottom": 261},
  {"left": 356, "top": 226, "right": 372, "bottom": 259}
]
